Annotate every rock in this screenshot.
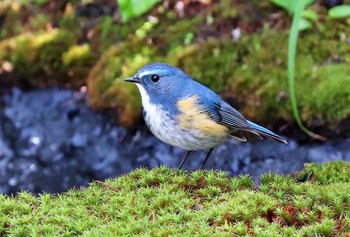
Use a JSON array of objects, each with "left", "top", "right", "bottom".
[{"left": 0, "top": 88, "right": 349, "bottom": 194}]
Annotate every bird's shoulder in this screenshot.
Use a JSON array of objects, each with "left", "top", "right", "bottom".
[
  {"left": 178, "top": 79, "right": 222, "bottom": 104},
  {"left": 176, "top": 81, "right": 251, "bottom": 130}
]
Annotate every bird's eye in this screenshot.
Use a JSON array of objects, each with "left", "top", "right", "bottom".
[{"left": 151, "top": 74, "right": 160, "bottom": 82}]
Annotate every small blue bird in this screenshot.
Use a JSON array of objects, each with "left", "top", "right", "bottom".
[{"left": 124, "top": 63, "right": 287, "bottom": 169}]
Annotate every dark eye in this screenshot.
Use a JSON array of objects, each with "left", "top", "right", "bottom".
[{"left": 151, "top": 74, "right": 160, "bottom": 82}]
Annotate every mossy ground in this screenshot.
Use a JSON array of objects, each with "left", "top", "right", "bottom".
[
  {"left": 1, "top": 1, "right": 350, "bottom": 129},
  {"left": 1, "top": 162, "right": 350, "bottom": 236},
  {"left": 87, "top": 19, "right": 350, "bottom": 127},
  {"left": 86, "top": 3, "right": 350, "bottom": 127}
]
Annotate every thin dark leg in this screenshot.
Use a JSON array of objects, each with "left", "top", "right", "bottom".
[
  {"left": 178, "top": 151, "right": 192, "bottom": 169},
  {"left": 200, "top": 148, "right": 214, "bottom": 169}
]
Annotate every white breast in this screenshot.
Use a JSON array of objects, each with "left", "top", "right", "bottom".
[
  {"left": 136, "top": 84, "right": 226, "bottom": 150},
  {"left": 137, "top": 84, "right": 178, "bottom": 145}
]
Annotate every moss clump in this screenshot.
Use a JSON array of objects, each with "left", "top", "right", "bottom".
[
  {"left": 1, "top": 162, "right": 350, "bottom": 236},
  {"left": 90, "top": 17, "right": 350, "bottom": 127},
  {"left": 170, "top": 39, "right": 240, "bottom": 92},
  {"left": 297, "top": 161, "right": 350, "bottom": 184},
  {"left": 87, "top": 41, "right": 160, "bottom": 126},
  {"left": 1, "top": 1, "right": 350, "bottom": 128},
  {"left": 239, "top": 19, "right": 350, "bottom": 124},
  {"left": 62, "top": 43, "right": 94, "bottom": 67},
  {"left": 167, "top": 22, "right": 350, "bottom": 126},
  {"left": 0, "top": 2, "right": 25, "bottom": 38},
  {"left": 0, "top": 29, "right": 94, "bottom": 87}
]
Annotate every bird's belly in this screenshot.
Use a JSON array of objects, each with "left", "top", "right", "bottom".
[{"left": 144, "top": 107, "right": 229, "bottom": 151}]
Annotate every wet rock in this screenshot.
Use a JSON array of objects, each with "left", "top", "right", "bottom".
[
  {"left": 0, "top": 88, "right": 349, "bottom": 194},
  {"left": 251, "top": 139, "right": 298, "bottom": 161},
  {"left": 321, "top": 0, "right": 343, "bottom": 9},
  {"left": 0, "top": 88, "right": 132, "bottom": 193}
]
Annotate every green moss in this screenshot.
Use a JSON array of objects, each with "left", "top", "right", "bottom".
[
  {"left": 0, "top": 29, "right": 93, "bottom": 86},
  {"left": 57, "top": 4, "right": 81, "bottom": 38},
  {"left": 62, "top": 43, "right": 95, "bottom": 67},
  {"left": 1, "top": 1, "right": 350, "bottom": 127},
  {"left": 170, "top": 39, "right": 239, "bottom": 92},
  {"left": 0, "top": 3, "right": 24, "bottom": 38},
  {"left": 1, "top": 163, "right": 350, "bottom": 236},
  {"left": 150, "top": 17, "right": 201, "bottom": 53},
  {"left": 297, "top": 161, "right": 350, "bottom": 184},
  {"left": 300, "top": 64, "right": 350, "bottom": 122},
  {"left": 87, "top": 18, "right": 350, "bottom": 126},
  {"left": 167, "top": 22, "right": 350, "bottom": 125},
  {"left": 87, "top": 41, "right": 160, "bottom": 126}
]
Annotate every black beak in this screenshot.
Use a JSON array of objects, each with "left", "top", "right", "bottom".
[{"left": 124, "top": 77, "right": 140, "bottom": 83}]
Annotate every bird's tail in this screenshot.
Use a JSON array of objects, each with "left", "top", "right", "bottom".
[{"left": 247, "top": 120, "right": 287, "bottom": 144}]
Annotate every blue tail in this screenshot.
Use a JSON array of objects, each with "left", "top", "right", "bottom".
[{"left": 247, "top": 121, "right": 287, "bottom": 144}]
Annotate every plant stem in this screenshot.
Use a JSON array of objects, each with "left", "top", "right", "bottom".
[{"left": 288, "top": 0, "right": 326, "bottom": 141}]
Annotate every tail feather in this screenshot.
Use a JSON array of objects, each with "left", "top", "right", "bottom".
[{"left": 247, "top": 121, "right": 287, "bottom": 144}]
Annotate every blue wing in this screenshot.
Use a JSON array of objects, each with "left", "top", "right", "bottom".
[
  {"left": 182, "top": 79, "right": 287, "bottom": 144},
  {"left": 246, "top": 120, "right": 287, "bottom": 144}
]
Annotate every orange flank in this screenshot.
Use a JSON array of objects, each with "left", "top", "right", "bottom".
[{"left": 176, "top": 95, "right": 230, "bottom": 137}]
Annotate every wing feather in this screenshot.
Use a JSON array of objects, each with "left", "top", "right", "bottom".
[
  {"left": 181, "top": 84, "right": 286, "bottom": 143},
  {"left": 197, "top": 97, "right": 262, "bottom": 138},
  {"left": 211, "top": 101, "right": 252, "bottom": 130}
]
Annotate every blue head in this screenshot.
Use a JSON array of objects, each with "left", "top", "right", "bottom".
[{"left": 124, "top": 63, "right": 193, "bottom": 104}]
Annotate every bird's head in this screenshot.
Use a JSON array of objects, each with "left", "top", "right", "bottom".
[{"left": 124, "top": 63, "right": 190, "bottom": 103}]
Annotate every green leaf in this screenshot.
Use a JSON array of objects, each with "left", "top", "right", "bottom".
[
  {"left": 270, "top": 0, "right": 315, "bottom": 14},
  {"left": 328, "top": 5, "right": 350, "bottom": 19},
  {"left": 270, "top": 0, "right": 295, "bottom": 14},
  {"left": 298, "top": 18, "right": 312, "bottom": 31},
  {"left": 288, "top": 0, "right": 325, "bottom": 140},
  {"left": 118, "top": 0, "right": 162, "bottom": 22},
  {"left": 302, "top": 9, "right": 318, "bottom": 21}
]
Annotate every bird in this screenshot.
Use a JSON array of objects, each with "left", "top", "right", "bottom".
[{"left": 124, "top": 63, "right": 287, "bottom": 169}]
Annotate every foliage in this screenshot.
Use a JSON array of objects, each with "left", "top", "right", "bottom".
[
  {"left": 270, "top": 1, "right": 350, "bottom": 30},
  {"left": 268, "top": 0, "right": 346, "bottom": 139},
  {"left": 85, "top": 17, "right": 350, "bottom": 126},
  {"left": 288, "top": 0, "right": 325, "bottom": 140},
  {"left": 328, "top": 5, "right": 350, "bottom": 18},
  {"left": 118, "top": 0, "right": 162, "bottom": 22},
  {"left": 1, "top": 162, "right": 350, "bottom": 236},
  {"left": 269, "top": 0, "right": 314, "bottom": 14},
  {"left": 269, "top": 0, "right": 316, "bottom": 30},
  {"left": 1, "top": 0, "right": 349, "bottom": 128}
]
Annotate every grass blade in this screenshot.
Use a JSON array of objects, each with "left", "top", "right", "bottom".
[{"left": 288, "top": 0, "right": 326, "bottom": 140}]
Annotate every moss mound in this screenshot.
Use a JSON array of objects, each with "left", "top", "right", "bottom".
[
  {"left": 1, "top": 1, "right": 350, "bottom": 129},
  {"left": 87, "top": 41, "right": 160, "bottom": 126},
  {"left": 297, "top": 161, "right": 350, "bottom": 184},
  {"left": 0, "top": 29, "right": 95, "bottom": 87},
  {"left": 1, "top": 162, "right": 349, "bottom": 236},
  {"left": 86, "top": 17, "right": 350, "bottom": 127}
]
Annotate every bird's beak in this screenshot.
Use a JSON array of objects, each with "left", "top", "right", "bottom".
[{"left": 124, "top": 77, "right": 140, "bottom": 83}]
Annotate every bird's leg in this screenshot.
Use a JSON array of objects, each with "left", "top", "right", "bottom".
[
  {"left": 200, "top": 148, "right": 214, "bottom": 169},
  {"left": 178, "top": 151, "right": 192, "bottom": 169}
]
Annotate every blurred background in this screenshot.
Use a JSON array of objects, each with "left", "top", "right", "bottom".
[{"left": 0, "top": 0, "right": 349, "bottom": 194}]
